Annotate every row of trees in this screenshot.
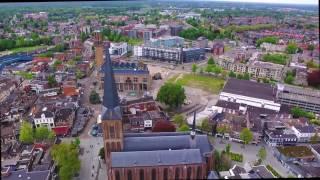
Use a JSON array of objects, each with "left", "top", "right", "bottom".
[
  {"left": 19, "top": 121, "right": 55, "bottom": 144},
  {"left": 0, "top": 35, "right": 52, "bottom": 51},
  {"left": 51, "top": 139, "right": 81, "bottom": 180},
  {"left": 101, "top": 28, "right": 142, "bottom": 45}
]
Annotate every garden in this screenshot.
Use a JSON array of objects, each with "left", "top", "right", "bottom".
[{"left": 262, "top": 53, "right": 288, "bottom": 65}]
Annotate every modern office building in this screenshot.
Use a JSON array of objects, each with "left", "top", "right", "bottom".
[
  {"left": 109, "top": 42, "right": 128, "bottom": 56},
  {"left": 276, "top": 84, "right": 320, "bottom": 114},
  {"left": 134, "top": 46, "right": 205, "bottom": 64},
  {"left": 169, "top": 25, "right": 183, "bottom": 36},
  {"left": 182, "top": 48, "right": 206, "bottom": 63},
  {"left": 148, "top": 36, "right": 184, "bottom": 48}
]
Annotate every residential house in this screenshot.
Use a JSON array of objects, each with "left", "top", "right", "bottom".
[{"left": 33, "top": 107, "right": 55, "bottom": 129}]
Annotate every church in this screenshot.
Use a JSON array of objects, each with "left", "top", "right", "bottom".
[{"left": 99, "top": 44, "right": 214, "bottom": 180}]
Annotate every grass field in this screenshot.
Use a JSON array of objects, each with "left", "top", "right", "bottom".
[
  {"left": 167, "top": 73, "right": 225, "bottom": 94},
  {"left": 15, "top": 71, "right": 35, "bottom": 80},
  {"left": 10, "top": 45, "right": 48, "bottom": 54}
]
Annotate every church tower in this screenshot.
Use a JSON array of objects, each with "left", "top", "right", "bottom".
[{"left": 100, "top": 45, "right": 123, "bottom": 166}]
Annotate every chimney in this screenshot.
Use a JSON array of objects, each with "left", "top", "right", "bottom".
[{"left": 190, "top": 111, "right": 196, "bottom": 139}]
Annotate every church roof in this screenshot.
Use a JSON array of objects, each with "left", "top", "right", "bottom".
[
  {"left": 101, "top": 45, "right": 122, "bottom": 120},
  {"left": 123, "top": 134, "right": 213, "bottom": 156},
  {"left": 111, "top": 149, "right": 202, "bottom": 168}
]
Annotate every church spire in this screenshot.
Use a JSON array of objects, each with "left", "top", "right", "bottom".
[
  {"left": 190, "top": 111, "right": 196, "bottom": 139},
  {"left": 101, "top": 45, "right": 122, "bottom": 120}
]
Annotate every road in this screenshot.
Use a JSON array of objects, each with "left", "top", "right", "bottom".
[{"left": 211, "top": 137, "right": 294, "bottom": 177}]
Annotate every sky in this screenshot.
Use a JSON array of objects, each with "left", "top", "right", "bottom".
[{"left": 215, "top": 0, "right": 318, "bottom": 5}]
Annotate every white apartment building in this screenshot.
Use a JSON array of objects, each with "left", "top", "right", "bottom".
[
  {"left": 291, "top": 125, "right": 316, "bottom": 143},
  {"left": 109, "top": 42, "right": 128, "bottom": 56}
]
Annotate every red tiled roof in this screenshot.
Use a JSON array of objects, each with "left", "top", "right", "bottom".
[
  {"left": 33, "top": 57, "right": 51, "bottom": 64},
  {"left": 63, "top": 86, "right": 79, "bottom": 97},
  {"left": 52, "top": 126, "right": 69, "bottom": 136}
]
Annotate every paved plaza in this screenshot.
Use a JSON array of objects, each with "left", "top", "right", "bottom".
[{"left": 211, "top": 137, "right": 294, "bottom": 177}]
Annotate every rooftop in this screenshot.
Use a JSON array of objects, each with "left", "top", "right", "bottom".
[
  {"left": 111, "top": 149, "right": 202, "bottom": 168},
  {"left": 123, "top": 134, "right": 213, "bottom": 156},
  {"left": 2, "top": 169, "right": 50, "bottom": 180},
  {"left": 277, "top": 146, "right": 314, "bottom": 158},
  {"left": 222, "top": 78, "right": 276, "bottom": 101}
]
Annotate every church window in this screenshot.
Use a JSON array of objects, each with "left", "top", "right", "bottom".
[
  {"left": 127, "top": 170, "right": 132, "bottom": 180},
  {"left": 187, "top": 167, "right": 192, "bottom": 180},
  {"left": 196, "top": 166, "right": 202, "bottom": 179},
  {"left": 115, "top": 170, "right": 120, "bottom": 180},
  {"left": 163, "top": 168, "right": 168, "bottom": 180},
  {"left": 110, "top": 126, "right": 115, "bottom": 138},
  {"left": 152, "top": 169, "right": 157, "bottom": 180},
  {"left": 139, "top": 169, "right": 144, "bottom": 180},
  {"left": 175, "top": 168, "right": 180, "bottom": 180}
]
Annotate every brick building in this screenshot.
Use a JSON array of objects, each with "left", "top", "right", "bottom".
[{"left": 99, "top": 49, "right": 214, "bottom": 180}]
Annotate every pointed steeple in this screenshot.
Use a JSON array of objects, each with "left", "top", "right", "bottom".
[
  {"left": 101, "top": 45, "right": 122, "bottom": 120},
  {"left": 190, "top": 111, "right": 196, "bottom": 139}
]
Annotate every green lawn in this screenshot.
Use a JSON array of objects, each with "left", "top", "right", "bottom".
[
  {"left": 167, "top": 73, "right": 225, "bottom": 94},
  {"left": 262, "top": 53, "right": 288, "bottom": 65},
  {"left": 15, "top": 71, "right": 35, "bottom": 80},
  {"left": 11, "top": 45, "right": 48, "bottom": 54}
]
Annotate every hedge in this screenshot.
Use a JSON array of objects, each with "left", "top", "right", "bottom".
[
  {"left": 229, "top": 152, "right": 243, "bottom": 162},
  {"left": 266, "top": 164, "right": 282, "bottom": 178}
]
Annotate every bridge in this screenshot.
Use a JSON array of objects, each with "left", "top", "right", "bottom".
[{"left": 0, "top": 54, "right": 34, "bottom": 71}]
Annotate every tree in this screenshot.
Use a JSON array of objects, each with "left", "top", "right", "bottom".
[
  {"left": 310, "top": 132, "right": 319, "bottom": 144},
  {"left": 178, "top": 124, "right": 190, "bottom": 132},
  {"left": 284, "top": 71, "right": 295, "bottom": 84},
  {"left": 47, "top": 75, "right": 57, "bottom": 88},
  {"left": 48, "top": 131, "right": 56, "bottom": 141},
  {"left": 200, "top": 118, "right": 211, "bottom": 132},
  {"left": 217, "top": 124, "right": 230, "bottom": 143},
  {"left": 73, "top": 137, "right": 80, "bottom": 148},
  {"left": 156, "top": 83, "right": 186, "bottom": 109},
  {"left": 212, "top": 66, "right": 222, "bottom": 75},
  {"left": 76, "top": 70, "right": 85, "bottom": 79},
  {"left": 192, "top": 63, "right": 197, "bottom": 73},
  {"left": 257, "top": 147, "right": 267, "bottom": 162},
  {"left": 51, "top": 143, "right": 80, "bottom": 180},
  {"left": 225, "top": 144, "right": 231, "bottom": 155},
  {"left": 220, "top": 151, "right": 232, "bottom": 170},
  {"left": 207, "top": 57, "right": 215, "bottom": 65},
  {"left": 240, "top": 128, "right": 253, "bottom": 148},
  {"left": 152, "top": 120, "right": 176, "bottom": 132},
  {"left": 286, "top": 42, "right": 298, "bottom": 54},
  {"left": 199, "top": 67, "right": 204, "bottom": 74},
  {"left": 89, "top": 90, "right": 101, "bottom": 104},
  {"left": 213, "top": 150, "right": 221, "bottom": 171},
  {"left": 229, "top": 71, "right": 236, "bottom": 78},
  {"left": 205, "top": 65, "right": 213, "bottom": 73},
  {"left": 35, "top": 127, "right": 50, "bottom": 142},
  {"left": 236, "top": 73, "right": 244, "bottom": 79},
  {"left": 243, "top": 73, "right": 250, "bottom": 80},
  {"left": 172, "top": 114, "right": 185, "bottom": 127},
  {"left": 307, "top": 44, "right": 315, "bottom": 51},
  {"left": 99, "top": 147, "right": 105, "bottom": 160},
  {"left": 19, "top": 121, "right": 34, "bottom": 144}
]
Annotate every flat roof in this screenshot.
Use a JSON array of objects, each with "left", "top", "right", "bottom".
[{"left": 222, "top": 78, "right": 276, "bottom": 101}]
